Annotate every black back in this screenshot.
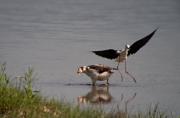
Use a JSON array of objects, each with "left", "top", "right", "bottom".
[
  {"left": 128, "top": 29, "right": 158, "bottom": 56},
  {"left": 92, "top": 49, "right": 119, "bottom": 59}
]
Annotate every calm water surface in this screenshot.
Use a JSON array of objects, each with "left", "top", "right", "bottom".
[{"left": 0, "top": 0, "right": 180, "bottom": 115}]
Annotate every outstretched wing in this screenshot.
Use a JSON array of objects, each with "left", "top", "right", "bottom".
[
  {"left": 128, "top": 29, "right": 158, "bottom": 56},
  {"left": 92, "top": 49, "right": 119, "bottom": 60}
]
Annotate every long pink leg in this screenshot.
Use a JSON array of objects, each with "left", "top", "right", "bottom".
[
  {"left": 118, "top": 69, "right": 124, "bottom": 82},
  {"left": 112, "top": 64, "right": 124, "bottom": 81},
  {"left": 116, "top": 61, "right": 120, "bottom": 70},
  {"left": 125, "top": 59, "right": 136, "bottom": 83}
]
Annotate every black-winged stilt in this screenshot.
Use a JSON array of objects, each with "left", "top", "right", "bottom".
[{"left": 92, "top": 29, "right": 158, "bottom": 82}]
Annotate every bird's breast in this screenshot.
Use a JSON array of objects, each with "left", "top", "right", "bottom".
[{"left": 115, "top": 50, "right": 128, "bottom": 63}]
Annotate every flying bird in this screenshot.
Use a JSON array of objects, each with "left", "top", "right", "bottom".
[
  {"left": 77, "top": 64, "right": 115, "bottom": 86},
  {"left": 92, "top": 29, "right": 158, "bottom": 82}
]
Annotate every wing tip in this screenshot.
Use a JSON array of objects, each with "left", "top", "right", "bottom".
[
  {"left": 150, "top": 28, "right": 158, "bottom": 37},
  {"left": 153, "top": 27, "right": 159, "bottom": 33},
  {"left": 128, "top": 28, "right": 158, "bottom": 56},
  {"left": 91, "top": 50, "right": 99, "bottom": 54}
]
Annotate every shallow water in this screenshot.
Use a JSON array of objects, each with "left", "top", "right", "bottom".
[{"left": 0, "top": 0, "right": 180, "bottom": 115}]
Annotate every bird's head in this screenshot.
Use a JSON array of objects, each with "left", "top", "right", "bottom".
[
  {"left": 125, "top": 44, "right": 130, "bottom": 49},
  {"left": 77, "top": 66, "right": 89, "bottom": 74}
]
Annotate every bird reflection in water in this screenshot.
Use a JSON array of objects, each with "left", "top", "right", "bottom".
[
  {"left": 77, "top": 85, "right": 137, "bottom": 117},
  {"left": 120, "top": 92, "right": 137, "bottom": 113},
  {"left": 77, "top": 85, "right": 112, "bottom": 104},
  {"left": 112, "top": 92, "right": 137, "bottom": 118}
]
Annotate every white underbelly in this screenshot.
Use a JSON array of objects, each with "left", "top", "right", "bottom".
[
  {"left": 96, "top": 72, "right": 111, "bottom": 81},
  {"left": 86, "top": 71, "right": 112, "bottom": 81}
]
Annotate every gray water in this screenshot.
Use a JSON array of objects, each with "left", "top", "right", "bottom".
[{"left": 0, "top": 0, "right": 180, "bottom": 115}]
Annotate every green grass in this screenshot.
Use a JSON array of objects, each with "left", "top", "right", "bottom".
[{"left": 0, "top": 63, "right": 177, "bottom": 118}]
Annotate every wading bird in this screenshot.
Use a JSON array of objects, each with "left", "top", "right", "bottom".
[
  {"left": 92, "top": 29, "right": 158, "bottom": 82},
  {"left": 77, "top": 64, "right": 115, "bottom": 86}
]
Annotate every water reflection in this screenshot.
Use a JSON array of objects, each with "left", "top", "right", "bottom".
[
  {"left": 109, "top": 92, "right": 137, "bottom": 118},
  {"left": 119, "top": 92, "right": 137, "bottom": 113},
  {"left": 77, "top": 85, "right": 137, "bottom": 107},
  {"left": 77, "top": 85, "right": 112, "bottom": 104},
  {"left": 77, "top": 84, "right": 137, "bottom": 115}
]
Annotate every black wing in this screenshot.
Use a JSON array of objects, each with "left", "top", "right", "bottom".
[
  {"left": 128, "top": 29, "right": 158, "bottom": 56},
  {"left": 92, "top": 49, "right": 119, "bottom": 59}
]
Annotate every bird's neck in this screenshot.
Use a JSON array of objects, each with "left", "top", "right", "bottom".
[{"left": 125, "top": 47, "right": 129, "bottom": 52}]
